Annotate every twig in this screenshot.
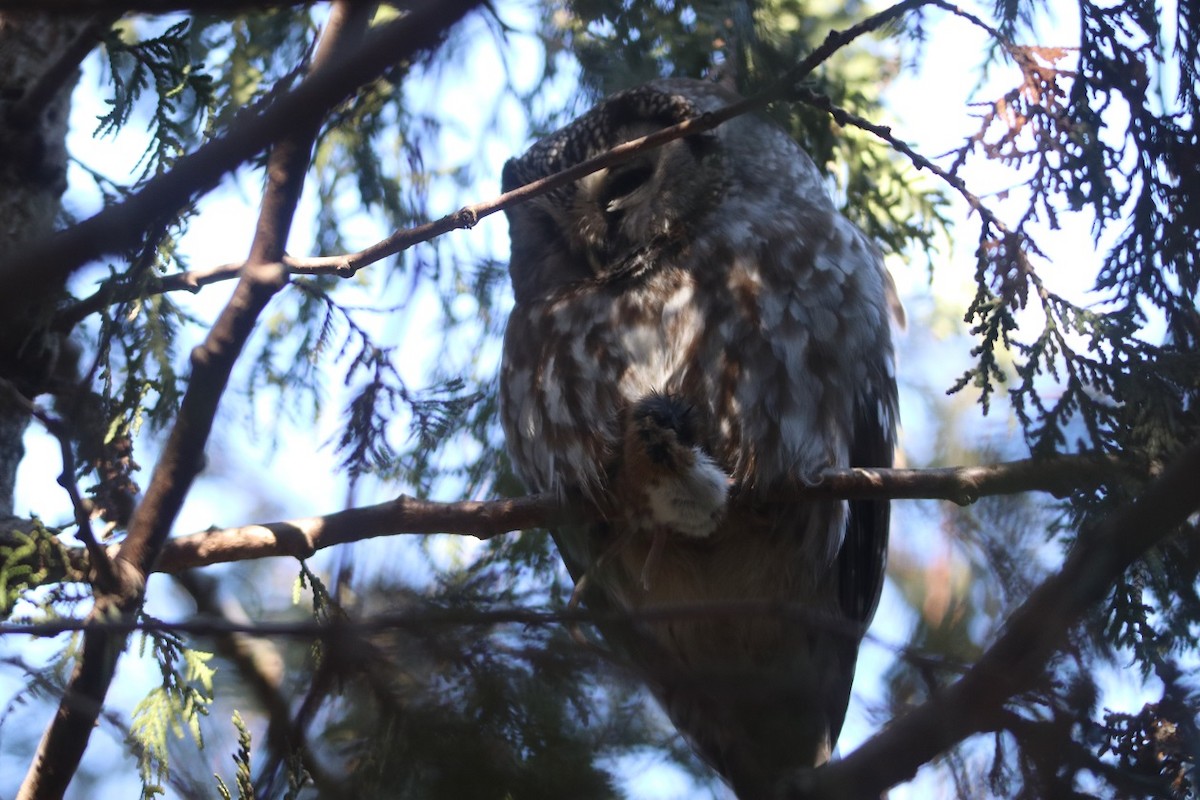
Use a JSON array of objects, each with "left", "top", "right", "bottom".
[
  {"left": 792, "top": 440, "right": 1200, "bottom": 800},
  {"left": 791, "top": 87, "right": 1014, "bottom": 238},
  {"left": 0, "top": 598, "right": 877, "bottom": 640},
  {"left": 58, "top": 0, "right": 948, "bottom": 321},
  {"left": 0, "top": 380, "right": 116, "bottom": 593}
]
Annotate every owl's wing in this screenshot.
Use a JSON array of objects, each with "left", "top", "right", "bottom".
[{"left": 838, "top": 388, "right": 894, "bottom": 627}]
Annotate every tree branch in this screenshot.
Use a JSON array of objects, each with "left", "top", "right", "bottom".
[
  {"left": 3, "top": 453, "right": 1134, "bottom": 582},
  {"left": 0, "top": 597, "right": 874, "bottom": 640},
  {"left": 59, "top": 0, "right": 951, "bottom": 322},
  {"left": 0, "top": 0, "right": 484, "bottom": 319},
  {"left": 794, "top": 439, "right": 1200, "bottom": 800},
  {"left": 792, "top": 86, "right": 1016, "bottom": 240},
  {"left": 14, "top": 5, "right": 397, "bottom": 796}
]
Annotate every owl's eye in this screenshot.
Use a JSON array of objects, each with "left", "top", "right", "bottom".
[{"left": 601, "top": 162, "right": 655, "bottom": 208}]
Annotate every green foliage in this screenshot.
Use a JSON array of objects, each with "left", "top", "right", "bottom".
[
  {"left": 938, "top": 16, "right": 1200, "bottom": 781},
  {"left": 293, "top": 559, "right": 334, "bottom": 620},
  {"left": 0, "top": 521, "right": 79, "bottom": 619},
  {"left": 214, "top": 711, "right": 254, "bottom": 800},
  {"left": 544, "top": 0, "right": 953, "bottom": 261},
  {"left": 98, "top": 19, "right": 217, "bottom": 179},
  {"left": 951, "top": 11, "right": 1198, "bottom": 462},
  {"left": 129, "top": 630, "right": 216, "bottom": 798},
  {"left": 2, "top": 0, "right": 1197, "bottom": 797},
  {"left": 187, "top": 10, "right": 317, "bottom": 131}
]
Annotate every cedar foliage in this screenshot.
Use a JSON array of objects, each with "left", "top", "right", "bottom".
[{"left": 0, "top": 0, "right": 1196, "bottom": 797}]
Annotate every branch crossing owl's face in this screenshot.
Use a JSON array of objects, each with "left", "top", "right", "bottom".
[
  {"left": 501, "top": 87, "right": 729, "bottom": 302},
  {"left": 499, "top": 78, "right": 899, "bottom": 797}
]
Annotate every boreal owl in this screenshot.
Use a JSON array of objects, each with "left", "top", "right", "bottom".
[{"left": 499, "top": 78, "right": 899, "bottom": 798}]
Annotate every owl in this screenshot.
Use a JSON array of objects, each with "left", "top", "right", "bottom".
[{"left": 499, "top": 78, "right": 899, "bottom": 798}]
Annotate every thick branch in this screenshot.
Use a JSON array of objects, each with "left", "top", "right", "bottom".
[
  {"left": 0, "top": 0, "right": 484, "bottom": 318},
  {"left": 5, "top": 14, "right": 114, "bottom": 128},
  {"left": 796, "top": 440, "right": 1200, "bottom": 800}
]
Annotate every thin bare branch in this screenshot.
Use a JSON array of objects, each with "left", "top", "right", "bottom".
[
  {"left": 59, "top": 0, "right": 947, "bottom": 321},
  {"left": 0, "top": 380, "right": 116, "bottom": 593},
  {"left": 792, "top": 86, "right": 1017, "bottom": 239},
  {"left": 0, "top": 597, "right": 873, "bottom": 641},
  {"left": 794, "top": 440, "right": 1200, "bottom": 800}
]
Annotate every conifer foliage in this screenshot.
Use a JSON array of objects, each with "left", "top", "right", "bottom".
[{"left": 0, "top": 0, "right": 1196, "bottom": 797}]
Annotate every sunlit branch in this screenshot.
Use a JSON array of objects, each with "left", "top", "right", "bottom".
[
  {"left": 6, "top": 453, "right": 1133, "bottom": 581},
  {"left": 62, "top": 0, "right": 953, "bottom": 321}
]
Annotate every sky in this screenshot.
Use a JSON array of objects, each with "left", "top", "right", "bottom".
[{"left": 2, "top": 1, "right": 1171, "bottom": 797}]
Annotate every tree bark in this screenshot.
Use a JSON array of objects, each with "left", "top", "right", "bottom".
[{"left": 0, "top": 12, "right": 91, "bottom": 516}]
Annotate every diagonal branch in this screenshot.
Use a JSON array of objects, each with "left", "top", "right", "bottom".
[
  {"left": 60, "top": 0, "right": 951, "bottom": 323},
  {"left": 0, "top": 0, "right": 485, "bottom": 319},
  {"left": 13, "top": 4, "right": 418, "bottom": 797},
  {"left": 794, "top": 439, "right": 1200, "bottom": 800},
  {"left": 791, "top": 86, "right": 1016, "bottom": 239}
]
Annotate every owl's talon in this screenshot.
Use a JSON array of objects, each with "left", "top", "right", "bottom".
[{"left": 622, "top": 392, "right": 729, "bottom": 540}]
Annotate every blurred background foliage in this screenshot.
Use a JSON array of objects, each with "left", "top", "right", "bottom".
[{"left": 1, "top": 0, "right": 1197, "bottom": 797}]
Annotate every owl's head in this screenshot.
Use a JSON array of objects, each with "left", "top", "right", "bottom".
[{"left": 502, "top": 81, "right": 730, "bottom": 304}]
